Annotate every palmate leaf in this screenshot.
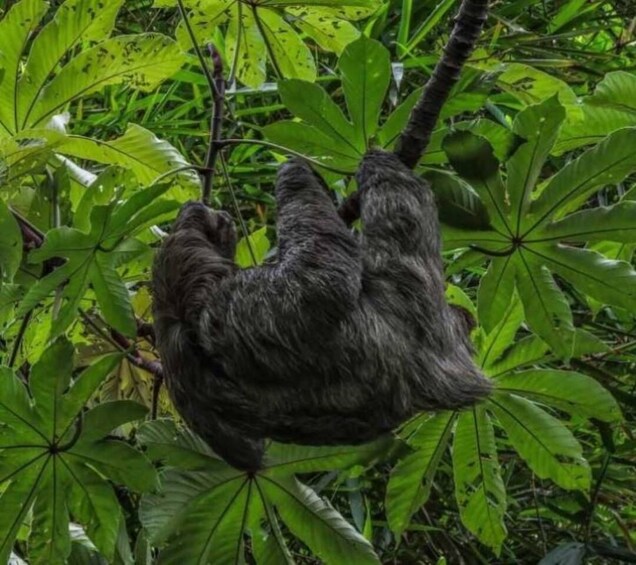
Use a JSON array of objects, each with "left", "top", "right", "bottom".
[
  {"left": 17, "top": 181, "right": 179, "bottom": 337},
  {"left": 26, "top": 34, "right": 185, "bottom": 129},
  {"left": 15, "top": 0, "right": 124, "bottom": 131},
  {"left": 0, "top": 339, "right": 156, "bottom": 564},
  {"left": 0, "top": 0, "right": 185, "bottom": 134},
  {"left": 384, "top": 291, "right": 620, "bottom": 549},
  {"left": 264, "top": 37, "right": 392, "bottom": 171},
  {"left": 265, "top": 36, "right": 493, "bottom": 173},
  {"left": 138, "top": 420, "right": 384, "bottom": 564},
  {"left": 158, "top": 0, "right": 379, "bottom": 88},
  {"left": 443, "top": 97, "right": 636, "bottom": 355}
]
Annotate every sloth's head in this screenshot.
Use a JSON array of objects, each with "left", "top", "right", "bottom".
[{"left": 173, "top": 201, "right": 237, "bottom": 260}]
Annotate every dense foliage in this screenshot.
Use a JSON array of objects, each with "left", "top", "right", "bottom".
[{"left": 0, "top": 0, "right": 634, "bottom": 563}]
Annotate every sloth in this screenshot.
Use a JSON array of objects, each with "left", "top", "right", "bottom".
[{"left": 152, "top": 150, "right": 492, "bottom": 471}]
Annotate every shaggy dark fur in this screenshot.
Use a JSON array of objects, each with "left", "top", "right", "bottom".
[{"left": 152, "top": 151, "right": 492, "bottom": 471}]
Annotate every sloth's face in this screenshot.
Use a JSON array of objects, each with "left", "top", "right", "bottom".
[{"left": 174, "top": 201, "right": 237, "bottom": 259}]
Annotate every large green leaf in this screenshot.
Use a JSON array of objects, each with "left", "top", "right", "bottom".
[
  {"left": 16, "top": 0, "right": 124, "bottom": 130},
  {"left": 278, "top": 79, "right": 360, "bottom": 153},
  {"left": 258, "top": 8, "right": 316, "bottom": 81},
  {"left": 556, "top": 71, "right": 636, "bottom": 153},
  {"left": 0, "top": 0, "right": 49, "bottom": 136},
  {"left": 488, "top": 393, "right": 591, "bottom": 490},
  {"left": 530, "top": 128, "right": 636, "bottom": 223},
  {"left": 532, "top": 244, "right": 636, "bottom": 311},
  {"left": 452, "top": 407, "right": 506, "bottom": 554},
  {"left": 385, "top": 412, "right": 455, "bottom": 538},
  {"left": 139, "top": 421, "right": 381, "bottom": 564},
  {"left": 162, "top": 0, "right": 377, "bottom": 88},
  {"left": 26, "top": 34, "right": 185, "bottom": 128},
  {"left": 495, "top": 370, "right": 621, "bottom": 422},
  {"left": 443, "top": 131, "right": 511, "bottom": 235},
  {"left": 58, "top": 124, "right": 199, "bottom": 192},
  {"left": 514, "top": 251, "right": 575, "bottom": 358},
  {"left": 477, "top": 256, "right": 516, "bottom": 333},
  {"left": 338, "top": 36, "right": 390, "bottom": 146},
  {"left": 0, "top": 339, "right": 155, "bottom": 564},
  {"left": 444, "top": 101, "right": 636, "bottom": 355},
  {"left": 285, "top": 6, "right": 360, "bottom": 54},
  {"left": 18, "top": 181, "right": 179, "bottom": 336},
  {"left": 506, "top": 96, "right": 565, "bottom": 233}
]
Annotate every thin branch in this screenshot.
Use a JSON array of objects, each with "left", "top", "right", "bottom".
[
  {"left": 219, "top": 151, "right": 257, "bottom": 265},
  {"left": 202, "top": 44, "right": 226, "bottom": 206}
]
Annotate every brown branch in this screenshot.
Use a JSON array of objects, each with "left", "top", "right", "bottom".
[
  {"left": 395, "top": 0, "right": 489, "bottom": 168},
  {"left": 337, "top": 0, "right": 489, "bottom": 224},
  {"left": 202, "top": 44, "right": 226, "bottom": 206}
]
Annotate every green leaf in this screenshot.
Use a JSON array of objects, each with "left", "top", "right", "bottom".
[
  {"left": 286, "top": 6, "right": 360, "bottom": 54},
  {"left": 538, "top": 201, "right": 636, "bottom": 243},
  {"left": 452, "top": 407, "right": 506, "bottom": 554},
  {"left": 278, "top": 79, "right": 360, "bottom": 153},
  {"left": 263, "top": 121, "right": 360, "bottom": 171},
  {"left": 478, "top": 293, "right": 524, "bottom": 369},
  {"left": 443, "top": 131, "right": 511, "bottom": 234},
  {"left": 386, "top": 412, "right": 455, "bottom": 537},
  {"left": 531, "top": 244, "right": 636, "bottom": 311},
  {"left": 496, "top": 63, "right": 580, "bottom": 117},
  {"left": 496, "top": 370, "right": 621, "bottom": 422},
  {"left": 26, "top": 34, "right": 185, "bottom": 128},
  {"left": 226, "top": 4, "right": 267, "bottom": 88},
  {"left": 0, "top": 339, "right": 155, "bottom": 564},
  {"left": 488, "top": 393, "right": 591, "bottom": 490},
  {"left": 556, "top": 71, "right": 636, "bottom": 153},
  {"left": 507, "top": 96, "right": 565, "bottom": 233},
  {"left": 426, "top": 170, "right": 491, "bottom": 231},
  {"left": 16, "top": 0, "right": 124, "bottom": 130},
  {"left": 263, "top": 439, "right": 393, "bottom": 476},
  {"left": 338, "top": 36, "right": 390, "bottom": 146},
  {"left": 530, "top": 128, "right": 636, "bottom": 223},
  {"left": 0, "top": 200, "right": 22, "bottom": 283},
  {"left": 0, "top": 0, "right": 48, "bottom": 135},
  {"left": 157, "top": 476, "right": 252, "bottom": 565},
  {"left": 235, "top": 227, "right": 271, "bottom": 268},
  {"left": 59, "top": 124, "right": 199, "bottom": 191},
  {"left": 18, "top": 183, "right": 177, "bottom": 336},
  {"left": 139, "top": 422, "right": 381, "bottom": 563},
  {"left": 263, "top": 476, "right": 380, "bottom": 564},
  {"left": 258, "top": 8, "right": 316, "bottom": 82},
  {"left": 514, "top": 251, "right": 574, "bottom": 359},
  {"left": 477, "top": 256, "right": 516, "bottom": 333}
]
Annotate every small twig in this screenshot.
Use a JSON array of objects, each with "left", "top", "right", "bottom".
[
  {"left": 583, "top": 451, "right": 612, "bottom": 542},
  {"left": 219, "top": 152, "right": 257, "bottom": 265},
  {"left": 202, "top": 44, "right": 226, "bottom": 206},
  {"left": 217, "top": 139, "right": 352, "bottom": 174}
]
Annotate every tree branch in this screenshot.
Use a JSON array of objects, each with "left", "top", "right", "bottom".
[{"left": 338, "top": 0, "right": 489, "bottom": 224}]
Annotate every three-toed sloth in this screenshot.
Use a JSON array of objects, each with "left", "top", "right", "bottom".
[{"left": 152, "top": 150, "right": 492, "bottom": 471}]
